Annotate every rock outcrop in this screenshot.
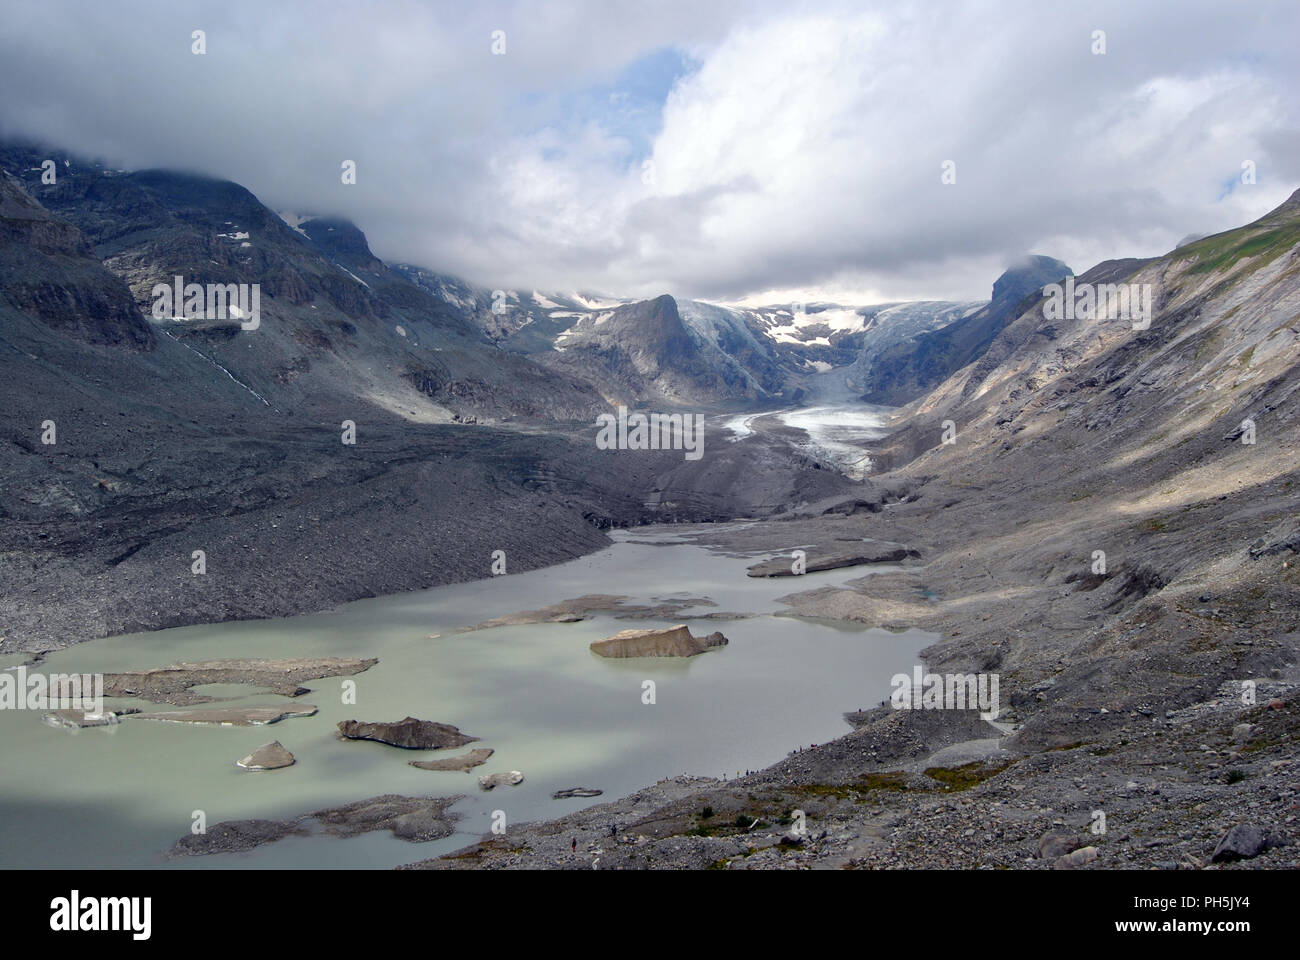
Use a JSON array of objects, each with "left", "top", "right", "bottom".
[
  {"left": 746, "top": 541, "right": 918, "bottom": 577},
  {"left": 337, "top": 716, "right": 478, "bottom": 749},
  {"left": 168, "top": 795, "right": 459, "bottom": 856},
  {"left": 0, "top": 170, "right": 154, "bottom": 349},
  {"left": 589, "top": 625, "right": 728, "bottom": 659}
]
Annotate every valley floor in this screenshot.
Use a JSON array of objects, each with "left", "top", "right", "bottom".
[{"left": 7, "top": 389, "right": 1299, "bottom": 870}]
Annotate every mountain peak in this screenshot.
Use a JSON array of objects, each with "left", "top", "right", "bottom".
[
  {"left": 991, "top": 255, "right": 1072, "bottom": 305},
  {"left": 297, "top": 216, "right": 377, "bottom": 264}
]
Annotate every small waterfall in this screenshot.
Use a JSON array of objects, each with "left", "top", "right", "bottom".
[{"left": 159, "top": 329, "right": 276, "bottom": 410}]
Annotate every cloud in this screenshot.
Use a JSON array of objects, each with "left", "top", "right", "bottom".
[{"left": 1, "top": 0, "right": 1297, "bottom": 302}]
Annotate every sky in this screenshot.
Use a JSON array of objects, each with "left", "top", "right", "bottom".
[{"left": 2, "top": 0, "right": 1298, "bottom": 303}]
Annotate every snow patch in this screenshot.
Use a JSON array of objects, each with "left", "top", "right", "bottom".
[
  {"left": 571, "top": 292, "right": 623, "bottom": 310},
  {"left": 724, "top": 412, "right": 765, "bottom": 441},
  {"left": 339, "top": 266, "right": 371, "bottom": 289},
  {"left": 433, "top": 281, "right": 475, "bottom": 310},
  {"left": 277, "top": 211, "right": 315, "bottom": 237}
]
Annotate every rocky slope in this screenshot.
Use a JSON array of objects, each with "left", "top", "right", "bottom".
[
  {"left": 858, "top": 256, "right": 1073, "bottom": 404},
  {"left": 0, "top": 170, "right": 153, "bottom": 349},
  {"left": 0, "top": 143, "right": 618, "bottom": 426}
]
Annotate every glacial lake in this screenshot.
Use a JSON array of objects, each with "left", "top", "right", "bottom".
[{"left": 0, "top": 527, "right": 933, "bottom": 869}]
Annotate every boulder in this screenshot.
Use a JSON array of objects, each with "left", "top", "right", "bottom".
[
  {"left": 1037, "top": 829, "right": 1081, "bottom": 860},
  {"left": 478, "top": 771, "right": 524, "bottom": 790},
  {"left": 590, "top": 625, "right": 728, "bottom": 659},
  {"left": 1053, "top": 845, "right": 1098, "bottom": 869},
  {"left": 337, "top": 716, "right": 477, "bottom": 749},
  {"left": 237, "top": 741, "right": 295, "bottom": 770},
  {"left": 1211, "top": 824, "right": 1289, "bottom": 862}
]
